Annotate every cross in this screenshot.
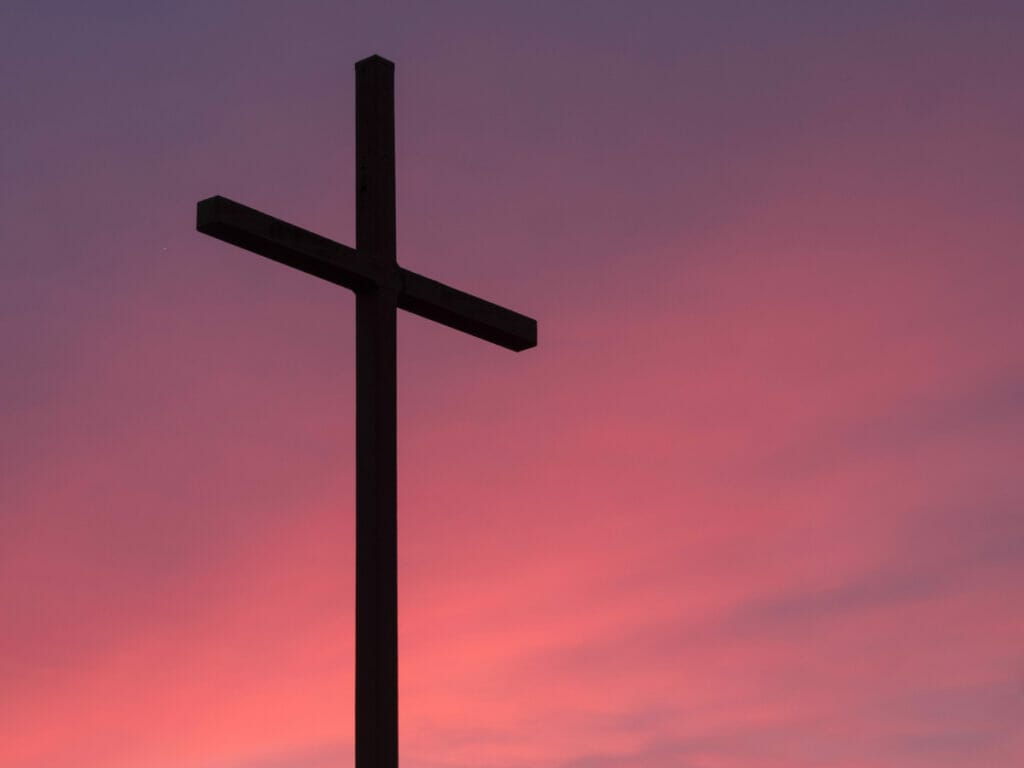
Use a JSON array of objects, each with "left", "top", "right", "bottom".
[{"left": 195, "top": 55, "right": 536, "bottom": 768}]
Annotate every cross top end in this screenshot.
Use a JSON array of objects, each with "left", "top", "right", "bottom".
[{"left": 356, "top": 54, "right": 394, "bottom": 70}]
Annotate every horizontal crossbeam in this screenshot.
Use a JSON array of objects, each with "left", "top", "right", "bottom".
[{"left": 197, "top": 195, "right": 537, "bottom": 351}]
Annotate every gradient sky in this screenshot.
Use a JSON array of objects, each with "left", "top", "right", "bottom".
[{"left": 3, "top": 2, "right": 1023, "bottom": 767}]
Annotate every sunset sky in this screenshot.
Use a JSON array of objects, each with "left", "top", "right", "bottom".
[{"left": 2, "top": 2, "right": 1023, "bottom": 767}]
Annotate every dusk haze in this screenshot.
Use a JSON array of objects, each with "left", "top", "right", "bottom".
[{"left": 2, "top": 3, "right": 1022, "bottom": 768}]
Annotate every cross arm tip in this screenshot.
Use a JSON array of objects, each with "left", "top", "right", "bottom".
[
  {"left": 510, "top": 320, "right": 538, "bottom": 352},
  {"left": 196, "top": 195, "right": 229, "bottom": 231}
]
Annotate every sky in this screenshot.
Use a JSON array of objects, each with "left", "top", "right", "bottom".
[{"left": 2, "top": 2, "right": 1023, "bottom": 767}]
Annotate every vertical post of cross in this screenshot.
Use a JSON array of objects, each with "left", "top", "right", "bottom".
[{"left": 354, "top": 54, "right": 399, "bottom": 768}]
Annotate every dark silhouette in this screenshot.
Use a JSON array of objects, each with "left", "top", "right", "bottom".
[{"left": 195, "top": 55, "right": 536, "bottom": 768}]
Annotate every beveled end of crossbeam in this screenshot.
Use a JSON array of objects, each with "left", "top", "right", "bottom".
[{"left": 197, "top": 195, "right": 385, "bottom": 292}]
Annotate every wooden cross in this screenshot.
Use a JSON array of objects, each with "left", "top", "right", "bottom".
[{"left": 195, "top": 55, "right": 536, "bottom": 768}]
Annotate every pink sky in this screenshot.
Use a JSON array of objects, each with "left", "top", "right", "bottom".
[{"left": 2, "top": 3, "right": 1023, "bottom": 767}]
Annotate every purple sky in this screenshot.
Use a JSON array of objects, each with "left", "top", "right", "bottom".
[{"left": 3, "top": 3, "right": 1023, "bottom": 767}]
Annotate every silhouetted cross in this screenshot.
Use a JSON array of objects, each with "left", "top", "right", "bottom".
[{"left": 195, "top": 55, "right": 536, "bottom": 768}]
